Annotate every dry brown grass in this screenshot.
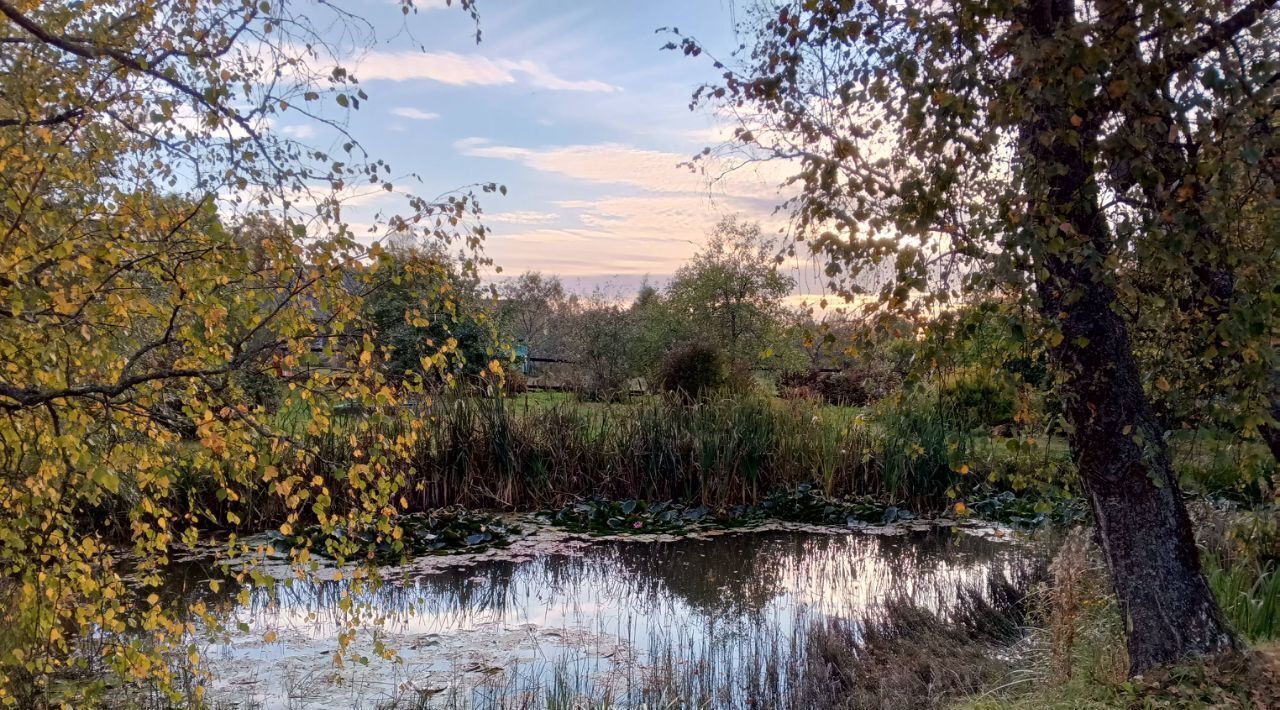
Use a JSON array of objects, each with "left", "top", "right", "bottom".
[{"left": 794, "top": 572, "right": 1037, "bottom": 709}]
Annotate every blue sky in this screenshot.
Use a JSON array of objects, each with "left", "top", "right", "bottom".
[{"left": 273, "top": 0, "right": 818, "bottom": 297}]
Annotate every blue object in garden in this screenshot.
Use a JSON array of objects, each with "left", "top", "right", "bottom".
[{"left": 515, "top": 343, "right": 530, "bottom": 373}]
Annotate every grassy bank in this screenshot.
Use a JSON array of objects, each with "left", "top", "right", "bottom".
[
  {"left": 178, "top": 392, "right": 1075, "bottom": 533},
  {"left": 84, "top": 387, "right": 1274, "bottom": 540},
  {"left": 951, "top": 507, "right": 1280, "bottom": 710}
]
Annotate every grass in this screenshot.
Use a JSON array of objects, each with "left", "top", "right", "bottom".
[
  {"left": 146, "top": 382, "right": 1280, "bottom": 539},
  {"left": 1171, "top": 428, "right": 1277, "bottom": 502},
  {"left": 956, "top": 508, "right": 1280, "bottom": 710},
  {"left": 104, "top": 375, "right": 1273, "bottom": 540},
  {"left": 258, "top": 392, "right": 1073, "bottom": 527},
  {"left": 1206, "top": 555, "right": 1280, "bottom": 642},
  {"left": 958, "top": 646, "right": 1280, "bottom": 710}
]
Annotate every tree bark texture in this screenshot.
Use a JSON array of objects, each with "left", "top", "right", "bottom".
[{"left": 1021, "top": 0, "right": 1239, "bottom": 674}]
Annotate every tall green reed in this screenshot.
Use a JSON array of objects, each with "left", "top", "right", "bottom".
[{"left": 210, "top": 391, "right": 1012, "bottom": 529}]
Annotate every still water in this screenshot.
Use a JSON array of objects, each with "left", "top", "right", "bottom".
[{"left": 175, "top": 524, "right": 1026, "bottom": 708}]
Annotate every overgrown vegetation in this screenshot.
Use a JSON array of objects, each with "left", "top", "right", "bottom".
[
  {"left": 539, "top": 485, "right": 917, "bottom": 536},
  {"left": 798, "top": 574, "right": 1037, "bottom": 709},
  {"left": 656, "top": 342, "right": 730, "bottom": 399},
  {"left": 272, "top": 507, "right": 521, "bottom": 564},
  {"left": 955, "top": 511, "right": 1280, "bottom": 710},
  {"left": 3, "top": 0, "right": 1277, "bottom": 703},
  {"left": 274, "top": 393, "right": 1075, "bottom": 521}
]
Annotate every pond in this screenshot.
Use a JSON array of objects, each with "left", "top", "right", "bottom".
[{"left": 162, "top": 523, "right": 1031, "bottom": 709}]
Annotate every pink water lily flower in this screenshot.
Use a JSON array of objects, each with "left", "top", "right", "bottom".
[{"left": 632, "top": 521, "right": 643, "bottom": 529}]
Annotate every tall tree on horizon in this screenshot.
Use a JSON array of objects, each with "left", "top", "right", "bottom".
[{"left": 666, "top": 216, "right": 796, "bottom": 368}]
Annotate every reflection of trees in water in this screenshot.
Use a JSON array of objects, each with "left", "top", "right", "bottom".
[
  {"left": 101, "top": 529, "right": 1048, "bottom": 710},
  {"left": 605, "top": 529, "right": 1026, "bottom": 620},
  {"left": 119, "top": 554, "right": 246, "bottom": 627},
  {"left": 602, "top": 534, "right": 793, "bottom": 617},
  {"left": 145, "top": 528, "right": 1034, "bottom": 647}
]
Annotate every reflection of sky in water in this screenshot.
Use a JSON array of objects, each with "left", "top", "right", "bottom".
[{"left": 197, "top": 529, "right": 1024, "bottom": 708}]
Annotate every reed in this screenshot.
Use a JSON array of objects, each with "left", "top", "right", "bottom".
[
  {"left": 1204, "top": 554, "right": 1280, "bottom": 641},
  {"left": 292, "top": 394, "right": 975, "bottom": 517},
  {"left": 154, "top": 391, "right": 1062, "bottom": 534}
]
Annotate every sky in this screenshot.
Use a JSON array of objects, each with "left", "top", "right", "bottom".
[{"left": 273, "top": 0, "right": 825, "bottom": 299}]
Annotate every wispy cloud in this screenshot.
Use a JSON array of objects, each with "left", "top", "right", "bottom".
[
  {"left": 455, "top": 139, "right": 706, "bottom": 193},
  {"left": 455, "top": 136, "right": 798, "bottom": 281},
  {"left": 455, "top": 138, "right": 797, "bottom": 205},
  {"left": 279, "top": 124, "right": 317, "bottom": 139},
  {"left": 391, "top": 107, "right": 440, "bottom": 121},
  {"left": 487, "top": 228, "right": 688, "bottom": 277},
  {"left": 485, "top": 210, "right": 560, "bottom": 225},
  {"left": 350, "top": 51, "right": 619, "bottom": 92}
]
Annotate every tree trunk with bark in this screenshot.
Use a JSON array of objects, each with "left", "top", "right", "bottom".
[{"left": 1021, "top": 0, "right": 1239, "bottom": 674}]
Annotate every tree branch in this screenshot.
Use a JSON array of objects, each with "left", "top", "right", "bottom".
[
  {"left": 0, "top": 107, "right": 85, "bottom": 129},
  {"left": 1159, "top": 0, "right": 1278, "bottom": 81},
  {"left": 0, "top": 0, "right": 269, "bottom": 157}
]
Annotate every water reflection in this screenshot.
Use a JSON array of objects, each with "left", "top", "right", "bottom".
[{"left": 188, "top": 528, "right": 1026, "bottom": 708}]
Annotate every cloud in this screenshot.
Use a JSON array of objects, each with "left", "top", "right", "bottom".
[
  {"left": 455, "top": 139, "right": 706, "bottom": 193},
  {"left": 390, "top": 0, "right": 457, "bottom": 10},
  {"left": 350, "top": 51, "right": 619, "bottom": 92},
  {"left": 484, "top": 210, "right": 560, "bottom": 225},
  {"left": 486, "top": 229, "right": 687, "bottom": 277},
  {"left": 482, "top": 195, "right": 786, "bottom": 278},
  {"left": 454, "top": 138, "right": 795, "bottom": 200},
  {"left": 556, "top": 195, "right": 737, "bottom": 243},
  {"left": 279, "top": 124, "right": 317, "bottom": 139},
  {"left": 391, "top": 107, "right": 440, "bottom": 121},
  {"left": 452, "top": 137, "right": 802, "bottom": 282}
]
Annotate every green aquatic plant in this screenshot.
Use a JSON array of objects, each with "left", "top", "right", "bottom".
[
  {"left": 967, "top": 490, "right": 1089, "bottom": 528},
  {"left": 540, "top": 498, "right": 713, "bottom": 535},
  {"left": 271, "top": 507, "right": 521, "bottom": 563},
  {"left": 539, "top": 486, "right": 917, "bottom": 536}
]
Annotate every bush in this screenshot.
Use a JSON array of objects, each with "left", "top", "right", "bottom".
[
  {"left": 575, "top": 371, "right": 630, "bottom": 403},
  {"left": 503, "top": 368, "right": 529, "bottom": 395},
  {"left": 937, "top": 367, "right": 1019, "bottom": 430},
  {"left": 780, "top": 361, "right": 899, "bottom": 407},
  {"left": 657, "top": 342, "right": 728, "bottom": 398},
  {"left": 722, "top": 359, "right": 760, "bottom": 396},
  {"left": 232, "top": 366, "right": 283, "bottom": 412}
]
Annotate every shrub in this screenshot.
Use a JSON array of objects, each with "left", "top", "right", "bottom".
[
  {"left": 503, "top": 368, "right": 529, "bottom": 395},
  {"left": 657, "top": 341, "right": 728, "bottom": 398},
  {"left": 780, "top": 361, "right": 899, "bottom": 407},
  {"left": 232, "top": 366, "right": 283, "bottom": 412},
  {"left": 575, "top": 374, "right": 629, "bottom": 403},
  {"left": 879, "top": 337, "right": 919, "bottom": 377},
  {"left": 827, "top": 361, "right": 899, "bottom": 406},
  {"left": 937, "top": 366, "right": 1019, "bottom": 430},
  {"left": 722, "top": 359, "right": 760, "bottom": 396}
]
